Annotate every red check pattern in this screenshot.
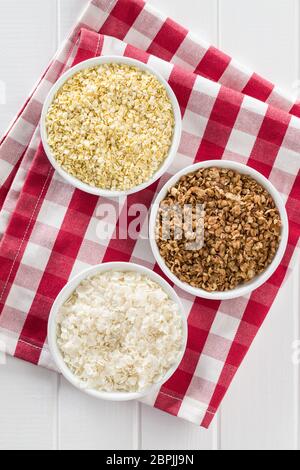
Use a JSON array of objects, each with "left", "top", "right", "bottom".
[{"left": 0, "top": 0, "right": 299, "bottom": 428}]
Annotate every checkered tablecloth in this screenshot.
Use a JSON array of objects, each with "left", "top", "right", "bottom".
[{"left": 0, "top": 0, "right": 299, "bottom": 428}]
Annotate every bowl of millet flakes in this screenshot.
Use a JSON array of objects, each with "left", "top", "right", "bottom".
[
  {"left": 149, "top": 160, "right": 289, "bottom": 300},
  {"left": 41, "top": 56, "right": 182, "bottom": 197}
]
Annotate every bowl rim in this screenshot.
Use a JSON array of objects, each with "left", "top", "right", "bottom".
[
  {"left": 47, "top": 261, "right": 188, "bottom": 401},
  {"left": 149, "top": 159, "right": 289, "bottom": 301},
  {"left": 40, "top": 55, "right": 182, "bottom": 198}
]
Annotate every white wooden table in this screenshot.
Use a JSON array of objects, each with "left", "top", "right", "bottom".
[{"left": 0, "top": 0, "right": 299, "bottom": 450}]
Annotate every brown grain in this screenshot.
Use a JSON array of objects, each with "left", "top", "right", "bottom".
[{"left": 156, "top": 167, "right": 282, "bottom": 292}]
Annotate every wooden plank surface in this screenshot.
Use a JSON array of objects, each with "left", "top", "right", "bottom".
[
  {"left": 0, "top": 0, "right": 57, "bottom": 134},
  {"left": 0, "top": 357, "right": 58, "bottom": 450},
  {"left": 218, "top": 0, "right": 299, "bottom": 450},
  {"left": 58, "top": 377, "right": 137, "bottom": 450}
]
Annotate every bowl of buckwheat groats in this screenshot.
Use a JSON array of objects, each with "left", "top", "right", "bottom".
[
  {"left": 149, "top": 160, "right": 289, "bottom": 300},
  {"left": 48, "top": 262, "right": 187, "bottom": 401},
  {"left": 41, "top": 56, "right": 182, "bottom": 197}
]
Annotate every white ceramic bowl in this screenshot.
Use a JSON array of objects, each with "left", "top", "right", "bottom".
[
  {"left": 40, "top": 56, "right": 182, "bottom": 198},
  {"left": 149, "top": 160, "right": 289, "bottom": 301},
  {"left": 47, "top": 262, "right": 188, "bottom": 401}
]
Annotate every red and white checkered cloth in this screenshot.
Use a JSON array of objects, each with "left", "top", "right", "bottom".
[{"left": 0, "top": 0, "right": 299, "bottom": 428}]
